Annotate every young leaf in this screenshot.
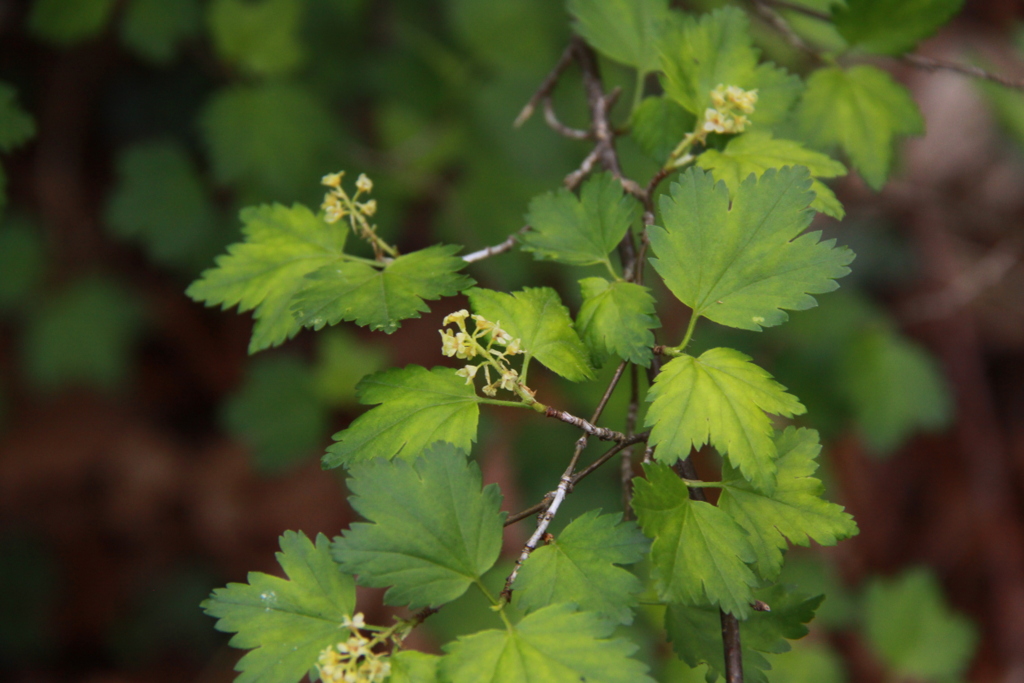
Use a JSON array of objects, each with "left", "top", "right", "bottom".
[
  {"left": 291, "top": 245, "right": 474, "bottom": 335},
  {"left": 202, "top": 531, "right": 356, "bottom": 683},
  {"left": 695, "top": 131, "right": 848, "bottom": 219},
  {"left": 839, "top": 327, "right": 951, "bottom": 454},
  {"left": 864, "top": 568, "right": 978, "bottom": 680},
  {"left": 576, "top": 277, "right": 660, "bottom": 367},
  {"left": 440, "top": 603, "right": 655, "bottom": 683},
  {"left": 106, "top": 141, "right": 217, "bottom": 269},
  {"left": 632, "top": 463, "right": 759, "bottom": 618},
  {"left": 630, "top": 96, "right": 695, "bottom": 164},
  {"left": 514, "top": 510, "right": 649, "bottom": 625},
  {"left": 120, "top": 0, "right": 200, "bottom": 65},
  {"left": 566, "top": 0, "right": 673, "bottom": 76},
  {"left": 794, "top": 66, "right": 924, "bottom": 190},
  {"left": 468, "top": 287, "right": 595, "bottom": 381},
  {"left": 645, "top": 348, "right": 805, "bottom": 494},
  {"left": 332, "top": 445, "right": 504, "bottom": 609},
  {"left": 521, "top": 171, "right": 641, "bottom": 268},
  {"left": 719, "top": 427, "right": 859, "bottom": 581},
  {"left": 388, "top": 650, "right": 440, "bottom": 683},
  {"left": 0, "top": 83, "right": 36, "bottom": 153},
  {"left": 323, "top": 366, "right": 482, "bottom": 468},
  {"left": 666, "top": 584, "right": 823, "bottom": 683},
  {"left": 207, "top": 0, "right": 305, "bottom": 77},
  {"left": 186, "top": 203, "right": 347, "bottom": 353},
  {"left": 649, "top": 166, "right": 854, "bottom": 331},
  {"left": 834, "top": 0, "right": 963, "bottom": 56},
  {"left": 658, "top": 7, "right": 801, "bottom": 125}
]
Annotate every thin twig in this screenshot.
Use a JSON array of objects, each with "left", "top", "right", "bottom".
[
  {"left": 462, "top": 226, "right": 530, "bottom": 263},
  {"left": 543, "top": 97, "right": 591, "bottom": 140},
  {"left": 504, "top": 499, "right": 549, "bottom": 526},
  {"left": 621, "top": 364, "right": 640, "bottom": 519},
  {"left": 501, "top": 435, "right": 589, "bottom": 600},
  {"left": 544, "top": 406, "right": 628, "bottom": 441},
  {"left": 570, "top": 432, "right": 650, "bottom": 485},
  {"left": 514, "top": 43, "right": 578, "bottom": 128},
  {"left": 748, "top": 0, "right": 821, "bottom": 59},
  {"left": 902, "top": 54, "right": 1024, "bottom": 91}
]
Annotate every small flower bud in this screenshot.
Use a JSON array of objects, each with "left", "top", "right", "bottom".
[
  {"left": 356, "top": 173, "right": 373, "bottom": 193},
  {"left": 321, "top": 171, "right": 345, "bottom": 188},
  {"left": 358, "top": 199, "right": 377, "bottom": 217}
]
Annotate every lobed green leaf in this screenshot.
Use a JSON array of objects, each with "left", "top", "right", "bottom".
[
  {"left": 666, "top": 584, "right": 823, "bottom": 683},
  {"left": 521, "top": 171, "right": 641, "bottom": 268},
  {"left": 567, "top": 0, "right": 673, "bottom": 75},
  {"left": 695, "top": 131, "right": 847, "bottom": 219},
  {"left": 291, "top": 244, "right": 474, "bottom": 335},
  {"left": 630, "top": 96, "right": 695, "bottom": 164},
  {"left": 644, "top": 348, "right": 805, "bottom": 494},
  {"left": 207, "top": 0, "right": 305, "bottom": 76},
  {"left": 440, "top": 603, "right": 655, "bottom": 683},
  {"left": 632, "top": 463, "right": 759, "bottom": 618},
  {"left": 202, "top": 531, "right": 356, "bottom": 683},
  {"left": 468, "top": 287, "right": 595, "bottom": 381},
  {"left": 649, "top": 166, "right": 853, "bottom": 332},
  {"left": 719, "top": 427, "right": 859, "bottom": 581},
  {"left": 186, "top": 203, "right": 347, "bottom": 353},
  {"left": 794, "top": 65, "right": 924, "bottom": 190},
  {"left": 514, "top": 510, "right": 649, "bottom": 625},
  {"left": 834, "top": 0, "right": 963, "bottom": 56},
  {"left": 576, "top": 277, "right": 660, "bottom": 367},
  {"left": 324, "top": 366, "right": 481, "bottom": 468},
  {"left": 332, "top": 444, "right": 504, "bottom": 609}
]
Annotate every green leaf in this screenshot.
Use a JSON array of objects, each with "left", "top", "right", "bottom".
[
  {"left": 644, "top": 348, "right": 805, "bottom": 494},
  {"left": 0, "top": 218, "right": 46, "bottom": 312},
  {"left": 200, "top": 83, "right": 342, "bottom": 199},
  {"left": 207, "top": 0, "right": 305, "bottom": 77},
  {"left": 719, "top": 427, "right": 859, "bottom": 581},
  {"left": 291, "top": 245, "right": 475, "bottom": 335},
  {"left": 468, "top": 287, "right": 595, "bottom": 382},
  {"left": 864, "top": 568, "right": 978, "bottom": 680},
  {"left": 630, "top": 96, "right": 695, "bottom": 164},
  {"left": 24, "top": 277, "right": 145, "bottom": 392},
  {"left": 440, "top": 603, "right": 655, "bottom": 683},
  {"left": 202, "top": 531, "right": 356, "bottom": 683},
  {"left": 834, "top": 0, "right": 963, "bottom": 56},
  {"left": 576, "top": 277, "right": 659, "bottom": 367},
  {"left": 658, "top": 7, "right": 801, "bottom": 125},
  {"left": 28, "top": 0, "right": 116, "bottom": 46},
  {"left": 839, "top": 327, "right": 951, "bottom": 454},
  {"left": 106, "top": 141, "right": 217, "bottom": 270},
  {"left": 514, "top": 510, "right": 649, "bottom": 626},
  {"left": 186, "top": 203, "right": 348, "bottom": 354},
  {"left": 567, "top": 0, "right": 673, "bottom": 75},
  {"left": 632, "top": 463, "right": 758, "bottom": 618},
  {"left": 120, "top": 0, "right": 201, "bottom": 65},
  {"left": 764, "top": 641, "right": 846, "bottom": 683},
  {"left": 696, "top": 131, "right": 848, "bottom": 219},
  {"left": 0, "top": 83, "right": 36, "bottom": 153},
  {"left": 388, "top": 650, "right": 440, "bottom": 683},
  {"left": 667, "top": 584, "right": 823, "bottom": 683},
  {"left": 332, "top": 445, "right": 504, "bottom": 609},
  {"left": 794, "top": 65, "right": 924, "bottom": 190},
  {"left": 222, "top": 356, "right": 329, "bottom": 474},
  {"left": 324, "top": 366, "right": 482, "bottom": 468},
  {"left": 521, "top": 172, "right": 641, "bottom": 268},
  {"left": 649, "top": 166, "right": 854, "bottom": 331}
]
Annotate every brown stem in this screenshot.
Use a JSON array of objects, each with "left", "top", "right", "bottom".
[
  {"left": 514, "top": 43, "right": 578, "bottom": 128},
  {"left": 463, "top": 226, "right": 530, "bottom": 263}
]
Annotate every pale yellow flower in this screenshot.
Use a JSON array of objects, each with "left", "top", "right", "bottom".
[
  {"left": 322, "top": 171, "right": 345, "bottom": 188},
  {"left": 356, "top": 173, "right": 373, "bottom": 193}
]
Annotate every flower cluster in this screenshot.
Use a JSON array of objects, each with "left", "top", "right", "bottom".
[
  {"left": 316, "top": 614, "right": 391, "bottom": 683},
  {"left": 702, "top": 84, "right": 758, "bottom": 135},
  {"left": 320, "top": 171, "right": 394, "bottom": 259},
  {"left": 440, "top": 310, "right": 528, "bottom": 397}
]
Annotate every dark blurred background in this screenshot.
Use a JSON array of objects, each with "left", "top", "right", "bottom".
[{"left": 1, "top": 0, "right": 1024, "bottom": 682}]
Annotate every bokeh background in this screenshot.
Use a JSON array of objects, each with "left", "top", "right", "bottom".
[{"left": 2, "top": 0, "right": 1024, "bottom": 682}]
